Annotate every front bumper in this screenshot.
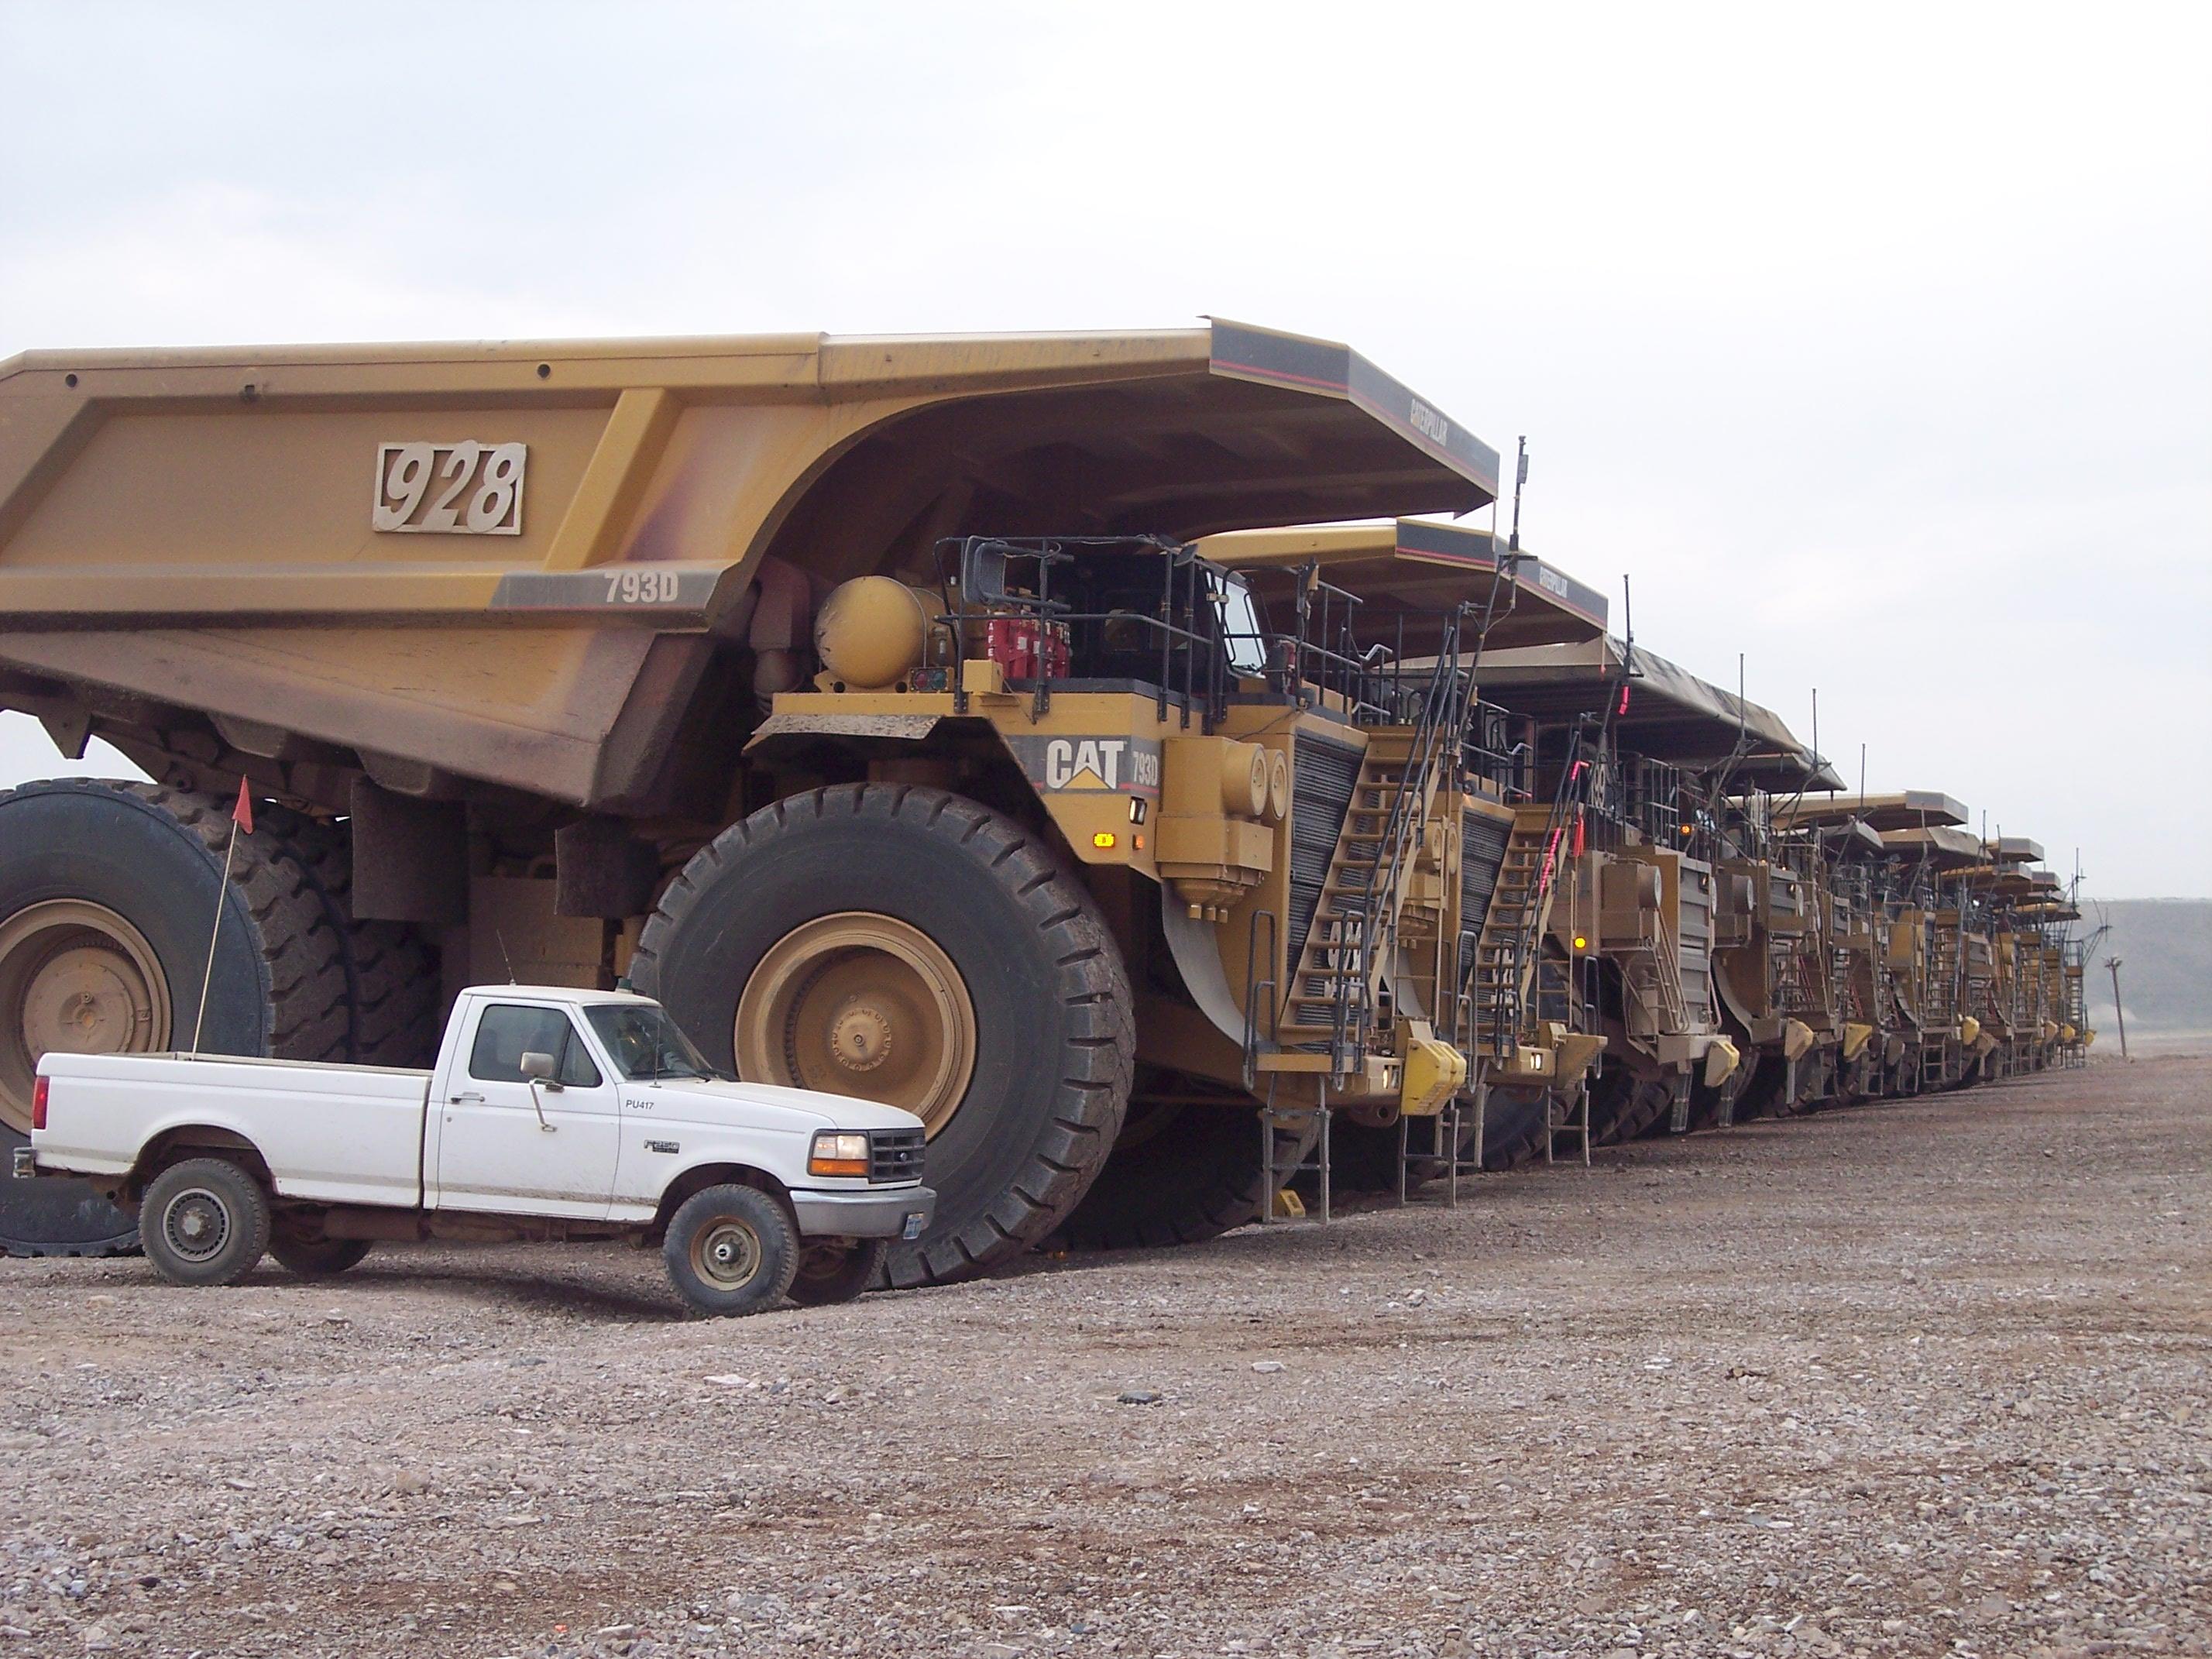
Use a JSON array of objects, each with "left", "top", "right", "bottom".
[{"left": 790, "top": 1184, "right": 936, "bottom": 1242}]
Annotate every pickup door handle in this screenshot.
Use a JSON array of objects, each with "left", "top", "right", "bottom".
[{"left": 448, "top": 1092, "right": 486, "bottom": 1104}]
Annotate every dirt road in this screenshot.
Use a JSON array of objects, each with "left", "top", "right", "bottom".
[{"left": 3, "top": 1058, "right": 2206, "bottom": 1658}]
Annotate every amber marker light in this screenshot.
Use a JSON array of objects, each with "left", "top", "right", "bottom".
[{"left": 1093, "top": 832, "right": 1117, "bottom": 849}]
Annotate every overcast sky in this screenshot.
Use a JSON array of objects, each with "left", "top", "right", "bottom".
[{"left": 2, "top": 2, "right": 2207, "bottom": 896}]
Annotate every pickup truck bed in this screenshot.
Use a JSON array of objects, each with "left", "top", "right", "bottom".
[{"left": 37, "top": 1053, "right": 434, "bottom": 1210}]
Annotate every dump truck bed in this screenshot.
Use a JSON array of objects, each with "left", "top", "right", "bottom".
[
  {"left": 1199, "top": 518, "right": 1609, "bottom": 653},
  {"left": 1476, "top": 637, "right": 1838, "bottom": 790},
  {"left": 0, "top": 320, "right": 1496, "bottom": 807}
]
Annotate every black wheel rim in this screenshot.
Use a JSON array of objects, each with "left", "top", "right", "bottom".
[{"left": 161, "top": 1187, "right": 231, "bottom": 1264}]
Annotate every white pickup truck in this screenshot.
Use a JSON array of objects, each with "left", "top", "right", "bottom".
[{"left": 16, "top": 985, "right": 934, "bottom": 1316}]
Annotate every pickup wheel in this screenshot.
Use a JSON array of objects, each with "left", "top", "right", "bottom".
[
  {"left": 630, "top": 785, "right": 1133, "bottom": 1290},
  {"left": 663, "top": 1184, "right": 800, "bottom": 1317},
  {"left": 139, "top": 1158, "right": 270, "bottom": 1287},
  {"left": 787, "top": 1237, "right": 890, "bottom": 1307},
  {"left": 269, "top": 1233, "right": 374, "bottom": 1277}
]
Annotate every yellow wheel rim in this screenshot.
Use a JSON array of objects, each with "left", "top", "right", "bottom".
[
  {"left": 735, "top": 912, "right": 976, "bottom": 1139},
  {"left": 0, "top": 900, "right": 173, "bottom": 1134}
]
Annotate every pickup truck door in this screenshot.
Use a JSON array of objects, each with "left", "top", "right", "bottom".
[{"left": 433, "top": 1001, "right": 620, "bottom": 1220}]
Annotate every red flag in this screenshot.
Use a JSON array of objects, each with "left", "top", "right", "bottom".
[{"left": 232, "top": 777, "right": 255, "bottom": 837}]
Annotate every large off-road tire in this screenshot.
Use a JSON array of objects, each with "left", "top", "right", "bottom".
[
  {"left": 630, "top": 785, "right": 1133, "bottom": 1287},
  {"left": 1475, "top": 1085, "right": 1553, "bottom": 1170},
  {"left": 787, "top": 1236, "right": 891, "bottom": 1307},
  {"left": 662, "top": 1184, "right": 800, "bottom": 1317},
  {"left": 254, "top": 805, "right": 441, "bottom": 1068},
  {"left": 1304, "top": 1117, "right": 1405, "bottom": 1197},
  {"left": 1063, "top": 1080, "right": 1315, "bottom": 1248},
  {"left": 0, "top": 781, "right": 352, "bottom": 1257},
  {"left": 1595, "top": 1072, "right": 1674, "bottom": 1145},
  {"left": 139, "top": 1157, "right": 271, "bottom": 1286}
]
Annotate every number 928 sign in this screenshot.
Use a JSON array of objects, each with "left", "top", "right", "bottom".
[{"left": 373, "top": 441, "right": 527, "bottom": 535}]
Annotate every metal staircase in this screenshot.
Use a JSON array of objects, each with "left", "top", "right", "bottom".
[
  {"left": 1269, "top": 619, "right": 1475, "bottom": 1077},
  {"left": 1465, "top": 807, "right": 1559, "bottom": 1057},
  {"left": 1464, "top": 750, "right": 1595, "bottom": 1061},
  {"left": 1921, "top": 907, "right": 1963, "bottom": 1088}
]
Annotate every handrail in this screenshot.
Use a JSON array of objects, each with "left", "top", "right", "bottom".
[{"left": 1325, "top": 605, "right": 1475, "bottom": 1070}]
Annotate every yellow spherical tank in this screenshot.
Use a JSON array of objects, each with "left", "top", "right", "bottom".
[{"left": 815, "top": 577, "right": 933, "bottom": 689}]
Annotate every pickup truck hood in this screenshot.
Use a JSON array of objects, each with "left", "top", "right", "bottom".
[{"left": 620, "top": 1076, "right": 925, "bottom": 1135}]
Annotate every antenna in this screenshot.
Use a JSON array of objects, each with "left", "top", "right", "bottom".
[
  {"left": 1508, "top": 436, "right": 1529, "bottom": 554},
  {"left": 1859, "top": 744, "right": 1867, "bottom": 817},
  {"left": 495, "top": 929, "right": 517, "bottom": 984}
]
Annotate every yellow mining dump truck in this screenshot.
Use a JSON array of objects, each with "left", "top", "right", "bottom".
[
  {"left": 1776, "top": 790, "right": 1970, "bottom": 1095},
  {"left": 1963, "top": 836, "right": 2063, "bottom": 1078},
  {"left": 0, "top": 320, "right": 1606, "bottom": 1271},
  {"left": 1763, "top": 805, "right": 1896, "bottom": 1102},
  {"left": 1465, "top": 638, "right": 1835, "bottom": 1149},
  {"left": 1190, "top": 521, "right": 1613, "bottom": 1196},
  {"left": 1875, "top": 814, "right": 1989, "bottom": 1091}
]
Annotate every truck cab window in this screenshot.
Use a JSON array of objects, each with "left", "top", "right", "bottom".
[
  {"left": 469, "top": 1005, "right": 603, "bottom": 1088},
  {"left": 1214, "top": 573, "right": 1268, "bottom": 677}
]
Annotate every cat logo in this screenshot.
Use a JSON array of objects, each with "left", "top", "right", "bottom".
[
  {"left": 1042, "top": 738, "right": 1161, "bottom": 792},
  {"left": 1046, "top": 737, "right": 1128, "bottom": 790},
  {"left": 1009, "top": 733, "right": 1162, "bottom": 796}
]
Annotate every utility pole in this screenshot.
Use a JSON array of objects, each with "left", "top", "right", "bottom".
[{"left": 2107, "top": 957, "right": 2129, "bottom": 1061}]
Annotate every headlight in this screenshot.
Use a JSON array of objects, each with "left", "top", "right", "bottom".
[{"left": 809, "top": 1131, "right": 871, "bottom": 1178}]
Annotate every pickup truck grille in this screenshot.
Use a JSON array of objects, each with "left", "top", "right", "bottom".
[{"left": 868, "top": 1128, "right": 926, "bottom": 1184}]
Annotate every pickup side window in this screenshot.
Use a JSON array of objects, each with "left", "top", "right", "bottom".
[{"left": 469, "top": 1005, "right": 603, "bottom": 1088}]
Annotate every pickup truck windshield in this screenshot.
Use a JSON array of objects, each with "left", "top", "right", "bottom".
[{"left": 585, "top": 1004, "right": 721, "bottom": 1081}]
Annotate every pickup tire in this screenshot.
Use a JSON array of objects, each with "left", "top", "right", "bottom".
[
  {"left": 269, "top": 1233, "right": 374, "bottom": 1277},
  {"left": 788, "top": 1237, "right": 890, "bottom": 1307},
  {"left": 139, "top": 1158, "right": 270, "bottom": 1286},
  {"left": 0, "top": 780, "right": 352, "bottom": 1258},
  {"left": 631, "top": 785, "right": 1133, "bottom": 1289},
  {"left": 663, "top": 1184, "right": 800, "bottom": 1317}
]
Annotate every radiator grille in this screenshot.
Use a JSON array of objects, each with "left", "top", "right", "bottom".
[
  {"left": 1458, "top": 809, "right": 1511, "bottom": 950},
  {"left": 1287, "top": 731, "right": 1362, "bottom": 968},
  {"left": 867, "top": 1128, "right": 927, "bottom": 1185}
]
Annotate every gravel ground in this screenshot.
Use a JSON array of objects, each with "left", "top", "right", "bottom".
[{"left": 2, "top": 1057, "right": 2206, "bottom": 1659}]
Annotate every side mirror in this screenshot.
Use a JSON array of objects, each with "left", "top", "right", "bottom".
[{"left": 519, "top": 1050, "right": 561, "bottom": 1091}]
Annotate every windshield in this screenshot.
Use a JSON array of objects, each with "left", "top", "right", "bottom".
[
  {"left": 1214, "top": 573, "right": 1269, "bottom": 676},
  {"left": 584, "top": 1003, "right": 720, "bottom": 1081}
]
